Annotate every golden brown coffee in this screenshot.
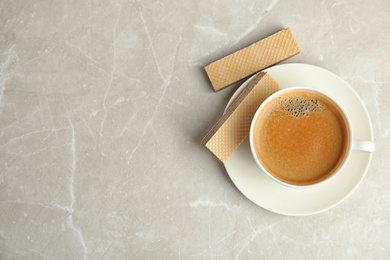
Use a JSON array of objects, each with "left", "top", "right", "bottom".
[{"left": 253, "top": 90, "right": 349, "bottom": 186}]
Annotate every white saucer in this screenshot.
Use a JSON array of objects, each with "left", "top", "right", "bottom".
[{"left": 224, "top": 63, "right": 374, "bottom": 216}]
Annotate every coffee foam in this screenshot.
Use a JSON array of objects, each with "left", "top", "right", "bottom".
[{"left": 283, "top": 97, "right": 324, "bottom": 118}]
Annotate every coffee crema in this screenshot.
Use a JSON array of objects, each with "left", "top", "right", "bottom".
[{"left": 253, "top": 90, "right": 349, "bottom": 186}]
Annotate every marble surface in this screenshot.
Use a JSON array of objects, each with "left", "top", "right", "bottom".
[{"left": 1, "top": 0, "right": 389, "bottom": 259}]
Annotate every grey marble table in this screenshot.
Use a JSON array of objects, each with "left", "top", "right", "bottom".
[{"left": 1, "top": 0, "right": 389, "bottom": 259}]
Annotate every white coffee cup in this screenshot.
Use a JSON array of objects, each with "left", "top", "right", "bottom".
[{"left": 249, "top": 86, "right": 375, "bottom": 189}]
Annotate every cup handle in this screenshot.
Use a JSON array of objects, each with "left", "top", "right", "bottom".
[{"left": 353, "top": 140, "right": 375, "bottom": 153}]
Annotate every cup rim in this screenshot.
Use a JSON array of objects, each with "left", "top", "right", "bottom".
[{"left": 249, "top": 86, "right": 354, "bottom": 189}]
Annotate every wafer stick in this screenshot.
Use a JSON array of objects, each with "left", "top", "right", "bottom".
[
  {"left": 204, "top": 28, "right": 299, "bottom": 91},
  {"left": 201, "top": 72, "right": 281, "bottom": 162}
]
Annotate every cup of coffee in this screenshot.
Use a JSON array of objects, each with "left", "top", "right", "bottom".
[{"left": 249, "top": 86, "right": 375, "bottom": 188}]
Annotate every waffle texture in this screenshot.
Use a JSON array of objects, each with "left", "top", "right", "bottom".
[
  {"left": 205, "top": 28, "right": 300, "bottom": 91},
  {"left": 201, "top": 72, "right": 281, "bottom": 162}
]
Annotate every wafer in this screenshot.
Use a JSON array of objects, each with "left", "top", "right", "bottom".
[
  {"left": 201, "top": 72, "right": 281, "bottom": 162},
  {"left": 204, "top": 28, "right": 299, "bottom": 91}
]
